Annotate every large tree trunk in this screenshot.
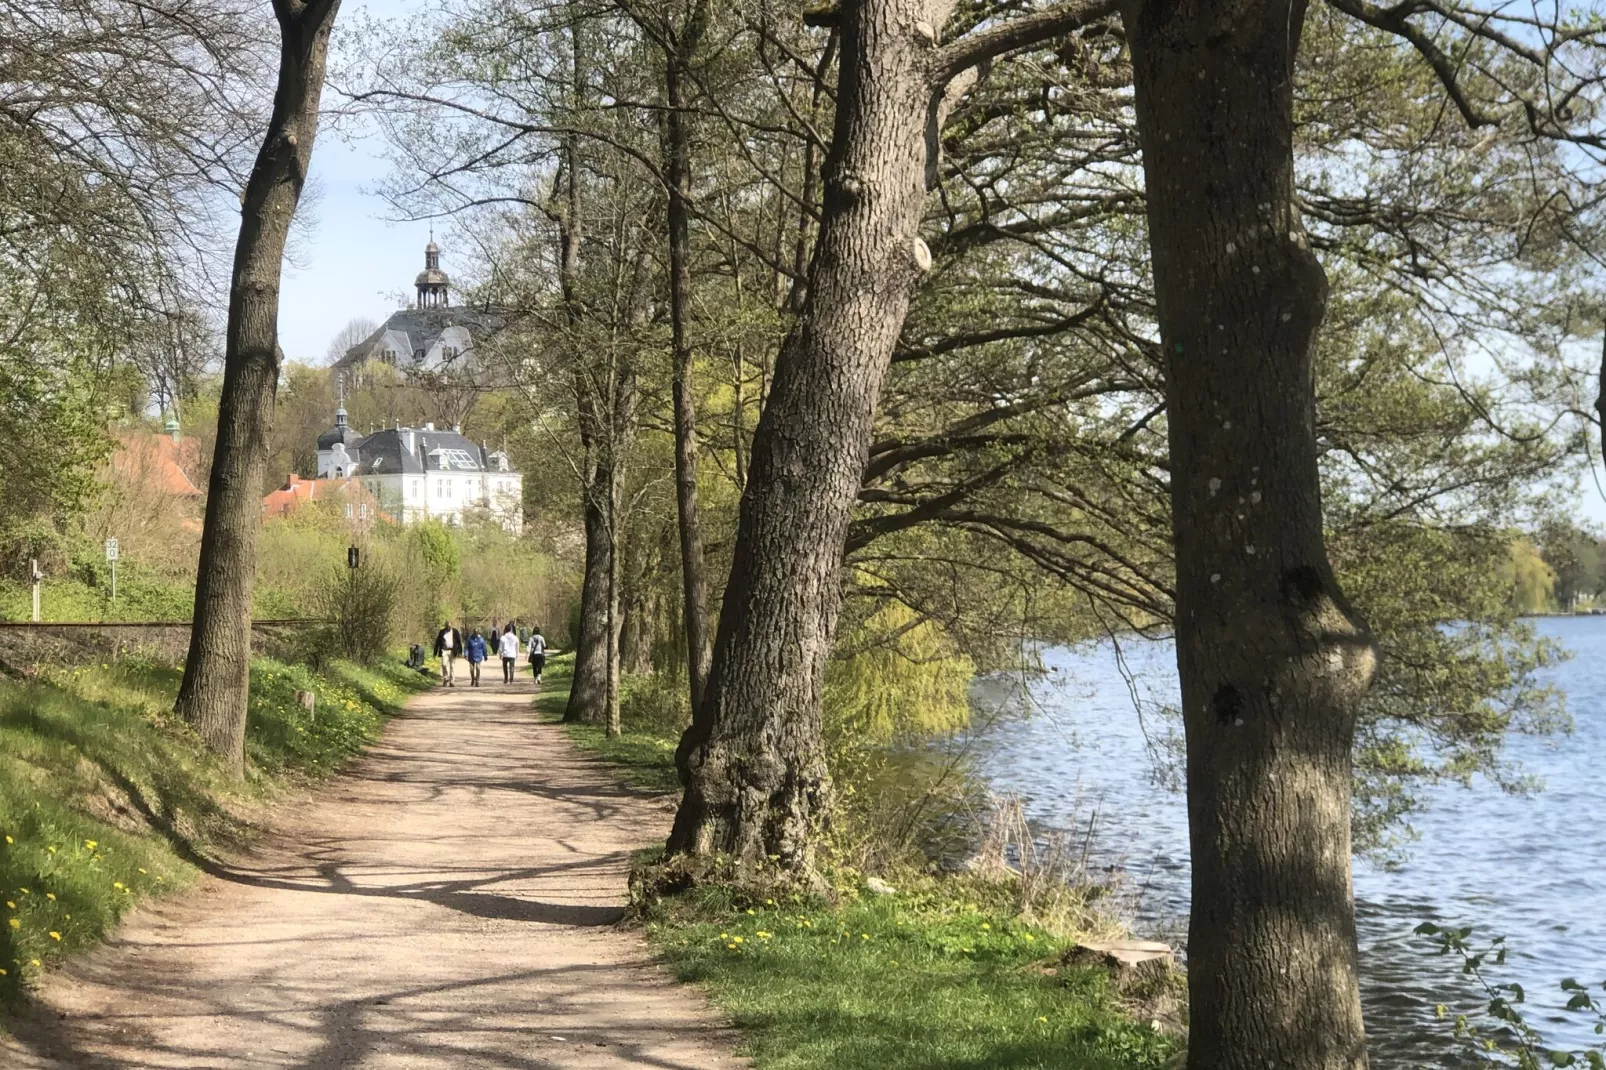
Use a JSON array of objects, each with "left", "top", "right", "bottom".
[
  {"left": 565, "top": 479, "right": 613, "bottom": 724},
  {"left": 1125, "top": 0, "right": 1378, "bottom": 1066},
  {"left": 664, "top": 9, "right": 713, "bottom": 712},
  {"left": 667, "top": 0, "right": 943, "bottom": 873},
  {"left": 667, "top": 0, "right": 1116, "bottom": 876},
  {"left": 174, "top": 0, "right": 341, "bottom": 775}
]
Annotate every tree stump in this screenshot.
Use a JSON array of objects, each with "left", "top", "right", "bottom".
[
  {"left": 294, "top": 689, "right": 316, "bottom": 720},
  {"left": 1062, "top": 939, "right": 1174, "bottom": 991}
]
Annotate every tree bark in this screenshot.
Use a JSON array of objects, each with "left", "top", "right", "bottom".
[
  {"left": 1125, "top": 0, "right": 1378, "bottom": 1066},
  {"left": 668, "top": 0, "right": 1110, "bottom": 873},
  {"left": 664, "top": 6, "right": 713, "bottom": 713},
  {"left": 565, "top": 475, "right": 613, "bottom": 724},
  {"left": 174, "top": 0, "right": 341, "bottom": 776}
]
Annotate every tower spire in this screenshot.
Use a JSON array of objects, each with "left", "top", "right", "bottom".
[{"left": 416, "top": 232, "right": 449, "bottom": 308}]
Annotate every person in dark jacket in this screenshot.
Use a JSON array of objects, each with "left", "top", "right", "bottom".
[
  {"left": 432, "top": 621, "right": 463, "bottom": 686},
  {"left": 465, "top": 629, "right": 488, "bottom": 687}
]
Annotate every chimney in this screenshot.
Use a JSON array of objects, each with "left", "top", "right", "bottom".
[{"left": 402, "top": 428, "right": 416, "bottom": 454}]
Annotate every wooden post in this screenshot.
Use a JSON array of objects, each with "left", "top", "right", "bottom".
[{"left": 30, "top": 558, "right": 41, "bottom": 622}]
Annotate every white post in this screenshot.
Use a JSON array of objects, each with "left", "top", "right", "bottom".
[
  {"left": 111, "top": 558, "right": 117, "bottom": 602},
  {"left": 30, "top": 557, "right": 41, "bottom": 622}
]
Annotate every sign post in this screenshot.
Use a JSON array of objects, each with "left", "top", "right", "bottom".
[
  {"left": 105, "top": 538, "right": 119, "bottom": 602},
  {"left": 347, "top": 545, "right": 360, "bottom": 570},
  {"left": 30, "top": 558, "right": 42, "bottom": 622}
]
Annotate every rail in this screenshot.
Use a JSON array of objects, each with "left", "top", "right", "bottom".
[{"left": 0, "top": 619, "right": 329, "bottom": 629}]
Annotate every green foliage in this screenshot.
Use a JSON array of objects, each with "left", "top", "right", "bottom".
[
  {"left": 1501, "top": 539, "right": 1558, "bottom": 616},
  {"left": 0, "top": 655, "right": 428, "bottom": 1001},
  {"left": 1333, "top": 522, "right": 1569, "bottom": 853},
  {"left": 316, "top": 563, "right": 401, "bottom": 665},
  {"left": 824, "top": 599, "right": 974, "bottom": 744},
  {"left": 643, "top": 883, "right": 1177, "bottom": 1070},
  {"left": 1415, "top": 923, "right": 1606, "bottom": 1069}
]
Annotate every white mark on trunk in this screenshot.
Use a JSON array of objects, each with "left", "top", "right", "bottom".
[
  {"left": 1251, "top": 491, "right": 1262, "bottom": 503},
  {"left": 1208, "top": 477, "right": 1221, "bottom": 496},
  {"left": 1246, "top": 544, "right": 1257, "bottom": 555},
  {"left": 1225, "top": 242, "right": 1237, "bottom": 254},
  {"left": 1210, "top": 573, "right": 1221, "bottom": 583},
  {"left": 910, "top": 238, "right": 933, "bottom": 271}
]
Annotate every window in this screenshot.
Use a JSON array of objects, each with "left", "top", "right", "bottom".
[
  {"left": 359, "top": 503, "right": 368, "bottom": 520},
  {"left": 345, "top": 503, "right": 353, "bottom": 519},
  {"left": 412, "top": 480, "right": 421, "bottom": 498},
  {"left": 437, "top": 448, "right": 478, "bottom": 470}
]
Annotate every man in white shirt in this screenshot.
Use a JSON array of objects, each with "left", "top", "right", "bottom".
[
  {"left": 498, "top": 626, "right": 521, "bottom": 684},
  {"left": 433, "top": 621, "right": 461, "bottom": 686}
]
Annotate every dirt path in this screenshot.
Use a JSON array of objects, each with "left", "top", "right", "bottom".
[{"left": 1, "top": 670, "right": 743, "bottom": 1069}]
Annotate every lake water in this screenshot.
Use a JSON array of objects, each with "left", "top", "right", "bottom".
[{"left": 961, "top": 615, "right": 1606, "bottom": 1067}]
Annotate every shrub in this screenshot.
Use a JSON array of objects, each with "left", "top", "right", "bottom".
[{"left": 316, "top": 563, "right": 400, "bottom": 665}]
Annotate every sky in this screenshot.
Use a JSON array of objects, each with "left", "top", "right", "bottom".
[{"left": 276, "top": 0, "right": 425, "bottom": 366}]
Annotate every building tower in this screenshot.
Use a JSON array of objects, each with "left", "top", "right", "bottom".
[{"left": 415, "top": 237, "right": 450, "bottom": 308}]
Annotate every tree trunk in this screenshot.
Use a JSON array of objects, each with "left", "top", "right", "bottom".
[
  {"left": 174, "top": 0, "right": 341, "bottom": 776},
  {"left": 1125, "top": 0, "right": 1378, "bottom": 1066},
  {"left": 668, "top": 0, "right": 940, "bottom": 873},
  {"left": 666, "top": 0, "right": 1115, "bottom": 876},
  {"left": 664, "top": 12, "right": 713, "bottom": 712},
  {"left": 565, "top": 480, "right": 612, "bottom": 724}
]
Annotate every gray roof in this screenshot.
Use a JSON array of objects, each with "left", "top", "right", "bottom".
[
  {"left": 351, "top": 427, "right": 519, "bottom": 476},
  {"left": 334, "top": 307, "right": 503, "bottom": 371}
]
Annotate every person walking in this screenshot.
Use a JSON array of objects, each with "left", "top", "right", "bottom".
[
  {"left": 499, "top": 624, "right": 521, "bottom": 684},
  {"left": 527, "top": 626, "right": 547, "bottom": 686},
  {"left": 465, "top": 628, "right": 488, "bottom": 687},
  {"left": 433, "top": 620, "right": 462, "bottom": 687}
]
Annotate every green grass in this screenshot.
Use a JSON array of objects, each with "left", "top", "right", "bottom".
[
  {"left": 0, "top": 653, "right": 430, "bottom": 1002},
  {"left": 556, "top": 670, "right": 1177, "bottom": 1070},
  {"left": 546, "top": 659, "right": 683, "bottom": 793}
]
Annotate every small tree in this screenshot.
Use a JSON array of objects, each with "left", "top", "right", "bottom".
[{"left": 319, "top": 563, "right": 400, "bottom": 664}]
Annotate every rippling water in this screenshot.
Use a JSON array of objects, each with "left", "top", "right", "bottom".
[{"left": 960, "top": 616, "right": 1606, "bottom": 1067}]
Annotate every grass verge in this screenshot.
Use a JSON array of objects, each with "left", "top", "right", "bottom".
[
  {"left": 556, "top": 673, "right": 1178, "bottom": 1070},
  {"left": 0, "top": 652, "right": 431, "bottom": 1003}
]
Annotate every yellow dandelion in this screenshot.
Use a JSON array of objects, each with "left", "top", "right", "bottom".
[
  {"left": 48, "top": 932, "right": 60, "bottom": 941},
  {"left": 732, "top": 936, "right": 743, "bottom": 944},
  {"left": 0, "top": 967, "right": 7, "bottom": 976},
  {"left": 1037, "top": 1016, "right": 1048, "bottom": 1024},
  {"left": 5, "top": 901, "right": 13, "bottom": 909},
  {"left": 4, "top": 836, "right": 11, "bottom": 844},
  {"left": 46, "top": 846, "right": 55, "bottom": 854},
  {"left": 7, "top": 919, "right": 17, "bottom": 930},
  {"left": 981, "top": 923, "right": 990, "bottom": 930},
  {"left": 30, "top": 959, "right": 39, "bottom": 967},
  {"left": 45, "top": 893, "right": 55, "bottom": 901},
  {"left": 83, "top": 840, "right": 97, "bottom": 850}
]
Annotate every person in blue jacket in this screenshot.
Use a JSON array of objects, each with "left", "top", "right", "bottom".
[{"left": 464, "top": 628, "right": 489, "bottom": 687}]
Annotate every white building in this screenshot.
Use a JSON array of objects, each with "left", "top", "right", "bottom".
[
  {"left": 334, "top": 239, "right": 501, "bottom": 376},
  {"left": 316, "top": 409, "right": 523, "bottom": 532}
]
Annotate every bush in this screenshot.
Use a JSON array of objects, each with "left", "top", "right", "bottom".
[{"left": 316, "top": 563, "right": 400, "bottom": 665}]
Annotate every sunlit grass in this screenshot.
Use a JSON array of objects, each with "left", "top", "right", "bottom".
[{"left": 555, "top": 670, "right": 1176, "bottom": 1070}]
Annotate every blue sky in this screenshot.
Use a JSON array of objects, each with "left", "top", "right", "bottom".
[{"left": 277, "top": 0, "right": 425, "bottom": 366}]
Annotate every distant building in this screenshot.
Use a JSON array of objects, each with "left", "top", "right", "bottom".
[
  {"left": 262, "top": 474, "right": 382, "bottom": 530},
  {"left": 313, "top": 408, "right": 523, "bottom": 532},
  {"left": 332, "top": 239, "right": 501, "bottom": 377},
  {"left": 112, "top": 420, "right": 202, "bottom": 499}
]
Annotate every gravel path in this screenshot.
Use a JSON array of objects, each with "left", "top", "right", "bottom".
[{"left": 0, "top": 673, "right": 743, "bottom": 1069}]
